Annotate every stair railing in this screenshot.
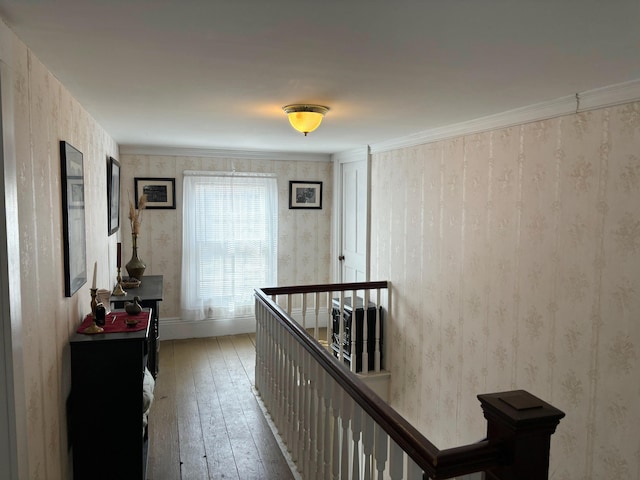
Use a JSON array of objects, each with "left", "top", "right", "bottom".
[{"left": 255, "top": 282, "right": 564, "bottom": 480}]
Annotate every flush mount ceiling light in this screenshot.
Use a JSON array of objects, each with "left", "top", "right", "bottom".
[{"left": 282, "top": 104, "right": 330, "bottom": 136}]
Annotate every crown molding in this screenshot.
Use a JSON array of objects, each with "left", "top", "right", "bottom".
[
  {"left": 369, "top": 78, "right": 640, "bottom": 154},
  {"left": 118, "top": 145, "right": 331, "bottom": 162},
  {"left": 578, "top": 78, "right": 640, "bottom": 111},
  {"left": 331, "top": 145, "right": 370, "bottom": 164}
]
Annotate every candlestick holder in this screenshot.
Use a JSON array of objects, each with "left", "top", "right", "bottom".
[
  {"left": 90, "top": 288, "right": 98, "bottom": 317},
  {"left": 112, "top": 267, "right": 127, "bottom": 296},
  {"left": 84, "top": 288, "right": 104, "bottom": 334}
]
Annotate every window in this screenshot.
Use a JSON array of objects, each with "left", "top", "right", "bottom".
[{"left": 181, "top": 173, "right": 277, "bottom": 321}]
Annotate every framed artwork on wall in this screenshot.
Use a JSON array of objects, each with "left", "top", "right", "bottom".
[
  {"left": 60, "top": 141, "right": 87, "bottom": 297},
  {"left": 289, "top": 180, "right": 323, "bottom": 209},
  {"left": 134, "top": 177, "right": 176, "bottom": 209},
  {"left": 107, "top": 156, "right": 120, "bottom": 235}
]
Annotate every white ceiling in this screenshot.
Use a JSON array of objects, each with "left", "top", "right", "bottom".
[{"left": 0, "top": 0, "right": 639, "bottom": 156}]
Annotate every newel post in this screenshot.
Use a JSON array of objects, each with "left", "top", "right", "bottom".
[{"left": 478, "top": 390, "right": 565, "bottom": 480}]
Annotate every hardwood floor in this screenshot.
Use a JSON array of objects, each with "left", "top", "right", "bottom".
[{"left": 147, "top": 334, "right": 296, "bottom": 480}]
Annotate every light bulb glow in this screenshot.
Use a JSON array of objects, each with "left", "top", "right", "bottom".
[{"left": 282, "top": 104, "right": 329, "bottom": 136}]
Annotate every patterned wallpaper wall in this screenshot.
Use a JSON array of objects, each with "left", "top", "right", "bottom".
[
  {"left": 371, "top": 103, "right": 640, "bottom": 479},
  {"left": 119, "top": 154, "right": 333, "bottom": 322},
  {"left": 3, "top": 19, "right": 120, "bottom": 478}
]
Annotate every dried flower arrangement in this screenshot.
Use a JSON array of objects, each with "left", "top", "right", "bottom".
[{"left": 129, "top": 194, "right": 147, "bottom": 235}]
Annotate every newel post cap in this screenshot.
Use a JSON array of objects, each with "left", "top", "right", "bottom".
[{"left": 478, "top": 389, "right": 565, "bottom": 432}]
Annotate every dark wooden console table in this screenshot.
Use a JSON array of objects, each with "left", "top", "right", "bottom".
[
  {"left": 70, "top": 309, "right": 152, "bottom": 479},
  {"left": 111, "top": 274, "right": 163, "bottom": 378}
]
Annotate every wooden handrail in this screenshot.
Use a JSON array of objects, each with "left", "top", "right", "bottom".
[
  {"left": 260, "top": 280, "right": 389, "bottom": 296},
  {"left": 256, "top": 282, "right": 565, "bottom": 479},
  {"left": 255, "top": 285, "right": 502, "bottom": 478}
]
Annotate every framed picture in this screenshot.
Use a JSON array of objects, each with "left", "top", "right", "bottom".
[
  {"left": 107, "top": 156, "right": 120, "bottom": 235},
  {"left": 134, "top": 177, "right": 176, "bottom": 209},
  {"left": 289, "top": 181, "right": 323, "bottom": 209},
  {"left": 60, "top": 141, "right": 87, "bottom": 297}
]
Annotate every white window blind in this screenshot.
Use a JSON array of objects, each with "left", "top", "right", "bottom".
[{"left": 181, "top": 173, "right": 277, "bottom": 321}]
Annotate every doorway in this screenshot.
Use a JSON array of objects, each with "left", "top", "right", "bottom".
[{"left": 333, "top": 147, "right": 370, "bottom": 283}]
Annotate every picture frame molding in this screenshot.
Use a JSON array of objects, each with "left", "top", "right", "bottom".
[
  {"left": 288, "top": 180, "right": 323, "bottom": 209},
  {"left": 60, "top": 141, "right": 87, "bottom": 297},
  {"left": 107, "top": 156, "right": 120, "bottom": 235},
  {"left": 134, "top": 177, "right": 176, "bottom": 209}
]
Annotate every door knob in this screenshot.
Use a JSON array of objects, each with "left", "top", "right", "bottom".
[{"left": 338, "top": 255, "right": 345, "bottom": 261}]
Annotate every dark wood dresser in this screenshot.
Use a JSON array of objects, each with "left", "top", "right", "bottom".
[
  {"left": 110, "top": 274, "right": 163, "bottom": 378},
  {"left": 70, "top": 309, "right": 152, "bottom": 479}
]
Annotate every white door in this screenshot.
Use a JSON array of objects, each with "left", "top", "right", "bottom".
[{"left": 339, "top": 156, "right": 369, "bottom": 282}]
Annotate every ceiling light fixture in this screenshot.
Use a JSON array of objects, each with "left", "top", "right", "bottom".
[{"left": 282, "top": 104, "right": 330, "bottom": 136}]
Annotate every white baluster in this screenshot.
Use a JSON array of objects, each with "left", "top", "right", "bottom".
[
  {"left": 350, "top": 289, "right": 357, "bottom": 373},
  {"left": 341, "top": 390, "right": 351, "bottom": 479},
  {"left": 304, "top": 352, "right": 313, "bottom": 478},
  {"left": 289, "top": 332, "right": 297, "bottom": 452},
  {"left": 298, "top": 340, "right": 307, "bottom": 470},
  {"left": 339, "top": 291, "right": 345, "bottom": 365},
  {"left": 328, "top": 291, "right": 334, "bottom": 348},
  {"left": 406, "top": 456, "right": 423, "bottom": 480},
  {"left": 283, "top": 329, "right": 291, "bottom": 448},
  {"left": 375, "top": 287, "right": 382, "bottom": 372},
  {"left": 389, "top": 440, "right": 404, "bottom": 480},
  {"left": 318, "top": 370, "right": 332, "bottom": 479},
  {"left": 307, "top": 356, "right": 319, "bottom": 478},
  {"left": 374, "top": 423, "right": 388, "bottom": 480},
  {"left": 331, "top": 388, "right": 341, "bottom": 480},
  {"left": 275, "top": 319, "right": 283, "bottom": 428},
  {"left": 302, "top": 292, "right": 307, "bottom": 329},
  {"left": 323, "top": 372, "right": 333, "bottom": 479},
  {"left": 362, "top": 289, "right": 370, "bottom": 374},
  {"left": 314, "top": 291, "right": 320, "bottom": 342},
  {"left": 362, "top": 413, "right": 374, "bottom": 479},
  {"left": 351, "top": 403, "right": 363, "bottom": 480},
  {"left": 291, "top": 337, "right": 300, "bottom": 464}
]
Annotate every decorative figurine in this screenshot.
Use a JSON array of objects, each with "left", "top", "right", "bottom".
[{"left": 125, "top": 296, "right": 142, "bottom": 315}]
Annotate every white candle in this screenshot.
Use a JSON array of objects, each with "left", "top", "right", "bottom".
[{"left": 92, "top": 261, "right": 97, "bottom": 289}]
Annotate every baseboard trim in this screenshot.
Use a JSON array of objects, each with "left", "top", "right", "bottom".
[
  {"left": 159, "top": 310, "right": 331, "bottom": 340},
  {"left": 160, "top": 316, "right": 256, "bottom": 340}
]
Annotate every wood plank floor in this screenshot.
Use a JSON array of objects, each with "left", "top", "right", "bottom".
[{"left": 146, "top": 334, "right": 296, "bottom": 480}]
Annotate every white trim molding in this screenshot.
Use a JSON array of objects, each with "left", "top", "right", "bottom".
[
  {"left": 160, "top": 309, "right": 331, "bottom": 340},
  {"left": 0, "top": 59, "right": 28, "bottom": 480},
  {"left": 119, "top": 144, "right": 331, "bottom": 162},
  {"left": 370, "top": 78, "right": 640, "bottom": 154}
]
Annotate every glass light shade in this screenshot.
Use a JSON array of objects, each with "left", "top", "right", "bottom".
[
  {"left": 287, "top": 112, "right": 323, "bottom": 135},
  {"left": 282, "top": 104, "right": 329, "bottom": 136}
]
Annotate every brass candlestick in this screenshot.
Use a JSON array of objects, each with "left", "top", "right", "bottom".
[
  {"left": 90, "top": 288, "right": 98, "bottom": 318},
  {"left": 112, "top": 267, "right": 127, "bottom": 296},
  {"left": 84, "top": 288, "right": 104, "bottom": 334}
]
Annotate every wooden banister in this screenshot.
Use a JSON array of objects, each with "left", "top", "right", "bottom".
[
  {"left": 260, "top": 280, "right": 389, "bottom": 296},
  {"left": 255, "top": 283, "right": 565, "bottom": 479}
]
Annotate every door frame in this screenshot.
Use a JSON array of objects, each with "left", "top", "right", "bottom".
[
  {"left": 331, "top": 146, "right": 371, "bottom": 283},
  {"left": 0, "top": 59, "right": 28, "bottom": 480}
]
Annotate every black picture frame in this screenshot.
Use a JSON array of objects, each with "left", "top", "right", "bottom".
[
  {"left": 60, "top": 141, "right": 87, "bottom": 297},
  {"left": 107, "top": 156, "right": 120, "bottom": 235},
  {"left": 289, "top": 181, "right": 323, "bottom": 209},
  {"left": 134, "top": 177, "right": 176, "bottom": 209}
]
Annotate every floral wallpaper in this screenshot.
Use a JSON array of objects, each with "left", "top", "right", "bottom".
[
  {"left": 370, "top": 103, "right": 640, "bottom": 479},
  {"left": 3, "top": 19, "right": 119, "bottom": 479},
  {"left": 119, "top": 153, "right": 333, "bottom": 323},
  {"left": 4, "top": 9, "right": 640, "bottom": 479}
]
